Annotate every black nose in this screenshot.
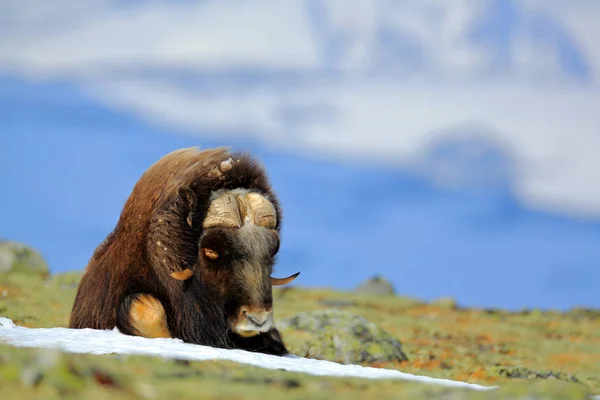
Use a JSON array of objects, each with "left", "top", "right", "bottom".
[
  {"left": 247, "top": 315, "right": 264, "bottom": 327},
  {"left": 245, "top": 314, "right": 263, "bottom": 327},
  {"left": 243, "top": 310, "right": 272, "bottom": 327}
]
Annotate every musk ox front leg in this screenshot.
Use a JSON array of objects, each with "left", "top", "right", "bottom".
[
  {"left": 228, "top": 327, "right": 288, "bottom": 356},
  {"left": 117, "top": 293, "right": 172, "bottom": 339},
  {"left": 262, "top": 328, "right": 289, "bottom": 356}
]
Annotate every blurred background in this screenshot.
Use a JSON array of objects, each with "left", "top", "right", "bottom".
[{"left": 1, "top": 0, "right": 599, "bottom": 312}]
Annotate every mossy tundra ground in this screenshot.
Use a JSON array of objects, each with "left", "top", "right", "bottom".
[{"left": 1, "top": 271, "right": 599, "bottom": 399}]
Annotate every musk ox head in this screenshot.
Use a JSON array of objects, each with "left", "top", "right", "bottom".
[{"left": 196, "top": 187, "right": 298, "bottom": 338}]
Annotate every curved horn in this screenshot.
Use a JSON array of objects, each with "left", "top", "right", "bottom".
[
  {"left": 203, "top": 192, "right": 242, "bottom": 229},
  {"left": 170, "top": 268, "right": 194, "bottom": 281},
  {"left": 244, "top": 192, "right": 277, "bottom": 229},
  {"left": 271, "top": 271, "right": 300, "bottom": 286}
]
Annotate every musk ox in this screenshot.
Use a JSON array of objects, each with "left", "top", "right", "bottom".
[{"left": 69, "top": 146, "right": 299, "bottom": 355}]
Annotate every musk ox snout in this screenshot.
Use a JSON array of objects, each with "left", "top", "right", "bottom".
[{"left": 233, "top": 306, "right": 274, "bottom": 337}]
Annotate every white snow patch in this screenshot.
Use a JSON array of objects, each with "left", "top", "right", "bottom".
[
  {"left": 0, "top": 317, "right": 493, "bottom": 391},
  {"left": 0, "top": 317, "right": 16, "bottom": 329},
  {"left": 2, "top": 317, "right": 599, "bottom": 397}
]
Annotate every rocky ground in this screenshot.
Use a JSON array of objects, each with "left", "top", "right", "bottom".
[{"left": 1, "top": 240, "right": 599, "bottom": 399}]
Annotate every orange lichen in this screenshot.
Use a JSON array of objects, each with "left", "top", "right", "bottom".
[
  {"left": 411, "top": 359, "right": 444, "bottom": 370},
  {"left": 132, "top": 367, "right": 149, "bottom": 375},
  {"left": 368, "top": 361, "right": 388, "bottom": 369},
  {"left": 547, "top": 352, "right": 600, "bottom": 370},
  {"left": 453, "top": 368, "right": 499, "bottom": 384},
  {"left": 404, "top": 305, "right": 443, "bottom": 318},
  {"left": 548, "top": 353, "right": 579, "bottom": 366},
  {"left": 0, "top": 284, "right": 21, "bottom": 298}
]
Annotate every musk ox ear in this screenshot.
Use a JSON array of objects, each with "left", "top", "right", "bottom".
[
  {"left": 177, "top": 186, "right": 197, "bottom": 227},
  {"left": 271, "top": 271, "right": 300, "bottom": 286},
  {"left": 147, "top": 185, "right": 201, "bottom": 282}
]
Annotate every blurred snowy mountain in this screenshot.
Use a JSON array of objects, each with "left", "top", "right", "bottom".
[{"left": 1, "top": 1, "right": 599, "bottom": 310}]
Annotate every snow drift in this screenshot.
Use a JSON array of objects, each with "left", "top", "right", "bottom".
[
  {"left": 0, "top": 317, "right": 492, "bottom": 390},
  {"left": 2, "top": 317, "right": 599, "bottom": 399}
]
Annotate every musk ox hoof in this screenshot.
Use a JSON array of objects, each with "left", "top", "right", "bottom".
[
  {"left": 260, "top": 328, "right": 289, "bottom": 356},
  {"left": 229, "top": 327, "right": 289, "bottom": 356}
]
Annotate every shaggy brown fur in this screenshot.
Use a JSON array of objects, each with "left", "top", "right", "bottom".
[{"left": 69, "top": 147, "right": 289, "bottom": 355}]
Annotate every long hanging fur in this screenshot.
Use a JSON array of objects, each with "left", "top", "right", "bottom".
[{"left": 69, "top": 147, "right": 284, "bottom": 350}]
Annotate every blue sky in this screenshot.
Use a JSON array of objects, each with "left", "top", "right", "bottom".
[{"left": 1, "top": 1, "right": 600, "bottom": 311}]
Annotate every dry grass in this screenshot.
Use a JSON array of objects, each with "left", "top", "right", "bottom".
[{"left": 0, "top": 272, "right": 598, "bottom": 399}]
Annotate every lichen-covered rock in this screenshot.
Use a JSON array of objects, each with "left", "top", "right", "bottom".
[
  {"left": 0, "top": 240, "right": 49, "bottom": 277},
  {"left": 278, "top": 309, "right": 408, "bottom": 365},
  {"left": 493, "top": 366, "right": 584, "bottom": 384},
  {"left": 354, "top": 274, "right": 396, "bottom": 295}
]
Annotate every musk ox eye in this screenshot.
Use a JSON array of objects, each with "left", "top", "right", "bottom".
[
  {"left": 202, "top": 248, "right": 219, "bottom": 260},
  {"left": 200, "top": 228, "right": 236, "bottom": 257}
]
